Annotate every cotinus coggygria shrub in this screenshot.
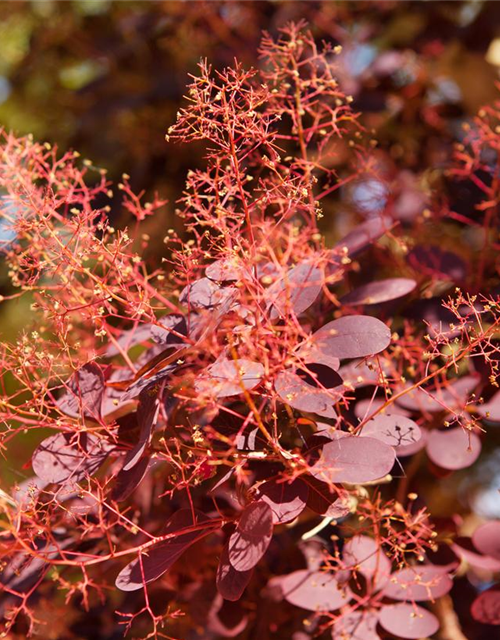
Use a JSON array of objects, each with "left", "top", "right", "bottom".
[{"left": 1, "top": 22, "right": 500, "bottom": 640}]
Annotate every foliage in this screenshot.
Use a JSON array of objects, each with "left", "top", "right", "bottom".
[{"left": 1, "top": 19, "right": 500, "bottom": 640}]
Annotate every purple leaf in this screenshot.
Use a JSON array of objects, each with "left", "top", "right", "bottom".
[
  {"left": 471, "top": 586, "right": 500, "bottom": 625},
  {"left": 311, "top": 434, "right": 396, "bottom": 484},
  {"left": 476, "top": 390, "right": 500, "bottom": 422},
  {"left": 257, "top": 478, "right": 309, "bottom": 524},
  {"left": 32, "top": 432, "right": 111, "bottom": 484},
  {"left": 360, "top": 414, "right": 422, "bottom": 455},
  {"left": 123, "top": 385, "right": 161, "bottom": 471},
  {"left": 115, "top": 509, "right": 215, "bottom": 591},
  {"left": 333, "top": 216, "right": 391, "bottom": 257},
  {"left": 338, "top": 358, "right": 390, "bottom": 389},
  {"left": 304, "top": 476, "right": 342, "bottom": 516},
  {"left": 150, "top": 313, "right": 193, "bottom": 346},
  {"left": 228, "top": 501, "right": 273, "bottom": 571},
  {"left": 382, "top": 565, "right": 453, "bottom": 601},
  {"left": 112, "top": 455, "right": 151, "bottom": 502},
  {"left": 343, "top": 535, "right": 391, "bottom": 590},
  {"left": 216, "top": 543, "right": 253, "bottom": 601},
  {"left": 196, "top": 358, "right": 264, "bottom": 398},
  {"left": 426, "top": 427, "right": 481, "bottom": 471},
  {"left": 267, "top": 261, "right": 323, "bottom": 319},
  {"left": 281, "top": 570, "right": 352, "bottom": 611},
  {"left": 355, "top": 398, "right": 411, "bottom": 420},
  {"left": 56, "top": 363, "right": 105, "bottom": 420},
  {"left": 379, "top": 603, "right": 439, "bottom": 639},
  {"left": 331, "top": 610, "right": 380, "bottom": 640},
  {"left": 472, "top": 521, "right": 500, "bottom": 561},
  {"left": 311, "top": 316, "right": 391, "bottom": 360},
  {"left": 274, "top": 370, "right": 342, "bottom": 418},
  {"left": 342, "top": 278, "right": 416, "bottom": 306},
  {"left": 408, "top": 245, "right": 466, "bottom": 282},
  {"left": 452, "top": 537, "right": 500, "bottom": 572},
  {"left": 396, "top": 375, "right": 480, "bottom": 413},
  {"left": 180, "top": 277, "right": 237, "bottom": 310},
  {"left": 206, "top": 257, "right": 247, "bottom": 282}
]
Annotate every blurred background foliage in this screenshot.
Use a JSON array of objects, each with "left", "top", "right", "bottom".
[{"left": 1, "top": 0, "right": 500, "bottom": 522}]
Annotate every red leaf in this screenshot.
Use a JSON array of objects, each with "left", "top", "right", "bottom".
[
  {"left": 196, "top": 358, "right": 264, "bottom": 398},
  {"left": 216, "top": 543, "right": 253, "bottom": 601},
  {"left": 426, "top": 427, "right": 481, "bottom": 471},
  {"left": 342, "top": 535, "right": 391, "bottom": 590},
  {"left": 472, "top": 521, "right": 500, "bottom": 561},
  {"left": 267, "top": 261, "right": 323, "bottom": 319},
  {"left": 32, "top": 432, "right": 110, "bottom": 485},
  {"left": 311, "top": 434, "right": 395, "bottom": 485},
  {"left": 379, "top": 603, "right": 439, "bottom": 639},
  {"left": 311, "top": 315, "right": 391, "bottom": 360},
  {"left": 274, "top": 370, "right": 342, "bottom": 418},
  {"left": 228, "top": 501, "right": 273, "bottom": 571},
  {"left": 115, "top": 509, "right": 216, "bottom": 591},
  {"left": 471, "top": 586, "right": 500, "bottom": 625},
  {"left": 331, "top": 610, "right": 380, "bottom": 640},
  {"left": 257, "top": 478, "right": 309, "bottom": 524},
  {"left": 342, "top": 278, "right": 416, "bottom": 305},
  {"left": 382, "top": 565, "right": 453, "bottom": 601},
  {"left": 360, "top": 414, "right": 422, "bottom": 455},
  {"left": 281, "top": 569, "right": 352, "bottom": 611},
  {"left": 56, "top": 362, "right": 105, "bottom": 420}
]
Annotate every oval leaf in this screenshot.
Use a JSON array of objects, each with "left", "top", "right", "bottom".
[
  {"left": 115, "top": 509, "right": 215, "bottom": 591},
  {"left": 383, "top": 565, "right": 452, "bottom": 601},
  {"left": 32, "top": 432, "right": 110, "bottom": 484},
  {"left": 331, "top": 610, "right": 380, "bottom": 640},
  {"left": 311, "top": 435, "right": 396, "bottom": 484},
  {"left": 472, "top": 521, "right": 500, "bottom": 561},
  {"left": 471, "top": 586, "right": 500, "bottom": 625},
  {"left": 281, "top": 569, "right": 352, "bottom": 611},
  {"left": 216, "top": 543, "right": 253, "bottom": 602},
  {"left": 267, "top": 261, "right": 323, "bottom": 319},
  {"left": 342, "top": 278, "right": 416, "bottom": 306},
  {"left": 426, "top": 427, "right": 481, "bottom": 471},
  {"left": 274, "top": 370, "right": 342, "bottom": 418},
  {"left": 311, "top": 316, "right": 391, "bottom": 360},
  {"left": 257, "top": 478, "right": 309, "bottom": 524},
  {"left": 196, "top": 358, "right": 264, "bottom": 398},
  {"left": 361, "top": 414, "right": 422, "bottom": 454},
  {"left": 228, "top": 501, "right": 273, "bottom": 571},
  {"left": 343, "top": 535, "right": 391, "bottom": 590},
  {"left": 379, "top": 603, "right": 439, "bottom": 639}
]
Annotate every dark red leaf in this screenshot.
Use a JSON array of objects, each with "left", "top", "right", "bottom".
[
  {"left": 382, "top": 565, "right": 453, "bottom": 601},
  {"left": 257, "top": 478, "right": 308, "bottom": 524},
  {"left": 32, "top": 432, "right": 111, "bottom": 484},
  {"left": 216, "top": 543, "right": 253, "bottom": 601},
  {"left": 228, "top": 501, "right": 273, "bottom": 571},
  {"left": 267, "top": 261, "right": 323, "bottom": 319},
  {"left": 123, "top": 385, "right": 161, "bottom": 471},
  {"left": 472, "top": 521, "right": 500, "bottom": 561},
  {"left": 360, "top": 414, "right": 422, "bottom": 455},
  {"left": 426, "top": 427, "right": 481, "bottom": 471},
  {"left": 343, "top": 535, "right": 391, "bottom": 590},
  {"left": 471, "top": 586, "right": 500, "bottom": 625},
  {"left": 56, "top": 362, "right": 105, "bottom": 420},
  {"left": 311, "top": 315, "right": 391, "bottom": 360},
  {"left": 408, "top": 245, "right": 466, "bottom": 282},
  {"left": 112, "top": 455, "right": 151, "bottom": 502},
  {"left": 274, "top": 370, "right": 342, "bottom": 418},
  {"left": 379, "top": 603, "right": 439, "bottom": 639},
  {"left": 331, "top": 610, "right": 380, "bottom": 640},
  {"left": 342, "top": 278, "right": 416, "bottom": 306},
  {"left": 115, "top": 509, "right": 215, "bottom": 591},
  {"left": 311, "top": 434, "right": 395, "bottom": 484},
  {"left": 281, "top": 569, "right": 352, "bottom": 611},
  {"left": 452, "top": 538, "right": 500, "bottom": 572},
  {"left": 196, "top": 358, "right": 264, "bottom": 398},
  {"left": 333, "top": 216, "right": 391, "bottom": 257}
]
